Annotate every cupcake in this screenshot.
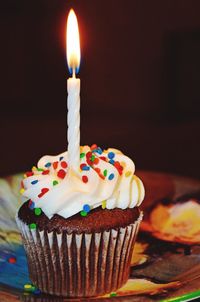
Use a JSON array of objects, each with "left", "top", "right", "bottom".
[{"left": 16, "top": 145, "right": 145, "bottom": 297}]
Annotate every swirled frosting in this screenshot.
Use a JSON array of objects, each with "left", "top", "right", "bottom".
[{"left": 20, "top": 145, "right": 145, "bottom": 219}]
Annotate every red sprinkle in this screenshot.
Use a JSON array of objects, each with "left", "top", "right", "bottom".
[
  {"left": 94, "top": 167, "right": 101, "bottom": 174},
  {"left": 61, "top": 161, "right": 68, "bottom": 169},
  {"left": 26, "top": 171, "right": 34, "bottom": 177},
  {"left": 86, "top": 151, "right": 93, "bottom": 165},
  {"left": 57, "top": 169, "right": 66, "bottom": 179},
  {"left": 91, "top": 144, "right": 98, "bottom": 150},
  {"left": 53, "top": 161, "right": 58, "bottom": 170},
  {"left": 42, "top": 170, "right": 50, "bottom": 175},
  {"left": 100, "top": 156, "right": 107, "bottom": 161},
  {"left": 38, "top": 188, "right": 49, "bottom": 198},
  {"left": 82, "top": 175, "right": 88, "bottom": 183},
  {"left": 8, "top": 257, "right": 16, "bottom": 264}
]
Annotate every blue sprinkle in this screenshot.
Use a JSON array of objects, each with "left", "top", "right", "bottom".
[
  {"left": 108, "top": 173, "right": 115, "bottom": 180},
  {"left": 33, "top": 289, "right": 41, "bottom": 295},
  {"left": 108, "top": 152, "right": 115, "bottom": 159},
  {"left": 29, "top": 201, "right": 35, "bottom": 210},
  {"left": 97, "top": 147, "right": 103, "bottom": 154},
  {"left": 45, "top": 162, "right": 51, "bottom": 168},
  {"left": 83, "top": 204, "right": 91, "bottom": 213},
  {"left": 31, "top": 180, "right": 38, "bottom": 185},
  {"left": 59, "top": 156, "right": 64, "bottom": 161},
  {"left": 82, "top": 166, "right": 90, "bottom": 171},
  {"left": 109, "top": 159, "right": 115, "bottom": 165}
]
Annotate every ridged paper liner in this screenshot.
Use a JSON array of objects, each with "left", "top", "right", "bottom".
[{"left": 16, "top": 212, "right": 143, "bottom": 297}]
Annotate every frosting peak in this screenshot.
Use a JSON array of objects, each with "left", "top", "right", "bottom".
[{"left": 21, "top": 145, "right": 145, "bottom": 218}]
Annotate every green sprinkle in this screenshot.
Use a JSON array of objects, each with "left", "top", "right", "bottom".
[
  {"left": 37, "top": 168, "right": 44, "bottom": 172},
  {"left": 110, "top": 292, "right": 117, "bottom": 297},
  {"left": 91, "top": 154, "right": 95, "bottom": 162},
  {"left": 53, "top": 180, "right": 59, "bottom": 186},
  {"left": 103, "top": 169, "right": 108, "bottom": 177},
  {"left": 29, "top": 223, "right": 37, "bottom": 230},
  {"left": 80, "top": 153, "right": 85, "bottom": 158},
  {"left": 80, "top": 210, "right": 87, "bottom": 217},
  {"left": 34, "top": 208, "right": 42, "bottom": 216}
]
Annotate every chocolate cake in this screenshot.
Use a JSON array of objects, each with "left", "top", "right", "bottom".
[
  {"left": 18, "top": 200, "right": 141, "bottom": 233},
  {"left": 16, "top": 145, "right": 145, "bottom": 297}
]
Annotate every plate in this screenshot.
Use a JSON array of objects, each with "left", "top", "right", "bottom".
[{"left": 0, "top": 171, "right": 200, "bottom": 302}]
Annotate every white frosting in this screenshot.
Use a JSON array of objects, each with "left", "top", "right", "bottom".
[{"left": 21, "top": 146, "right": 145, "bottom": 219}]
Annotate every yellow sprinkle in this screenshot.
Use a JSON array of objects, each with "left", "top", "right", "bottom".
[
  {"left": 32, "top": 166, "right": 37, "bottom": 171},
  {"left": 24, "top": 284, "right": 32, "bottom": 289},
  {"left": 20, "top": 188, "right": 25, "bottom": 194},
  {"left": 23, "top": 174, "right": 27, "bottom": 178},
  {"left": 102, "top": 200, "right": 106, "bottom": 209},
  {"left": 125, "top": 171, "right": 132, "bottom": 177}
]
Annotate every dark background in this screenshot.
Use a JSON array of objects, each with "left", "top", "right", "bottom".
[{"left": 0, "top": 0, "right": 200, "bottom": 178}]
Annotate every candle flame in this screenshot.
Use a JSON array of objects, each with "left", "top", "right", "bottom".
[{"left": 66, "top": 9, "right": 81, "bottom": 75}]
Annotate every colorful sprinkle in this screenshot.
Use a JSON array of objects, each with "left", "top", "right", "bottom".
[
  {"left": 53, "top": 180, "right": 59, "bottom": 186},
  {"left": 108, "top": 173, "right": 115, "bottom": 180},
  {"left": 108, "top": 152, "right": 115, "bottom": 159},
  {"left": 20, "top": 188, "right": 25, "bottom": 194},
  {"left": 59, "top": 156, "right": 64, "bottom": 161},
  {"left": 102, "top": 200, "right": 107, "bottom": 209},
  {"left": 82, "top": 165, "right": 90, "bottom": 171},
  {"left": 94, "top": 157, "right": 99, "bottom": 165},
  {"left": 80, "top": 163, "right": 90, "bottom": 171},
  {"left": 94, "top": 167, "right": 101, "bottom": 174},
  {"left": 57, "top": 169, "right": 66, "bottom": 179},
  {"left": 29, "top": 223, "right": 37, "bottom": 230},
  {"left": 80, "top": 210, "right": 87, "bottom": 217},
  {"left": 125, "top": 171, "right": 132, "bottom": 177},
  {"left": 24, "top": 284, "right": 32, "bottom": 290},
  {"left": 91, "top": 154, "right": 95, "bottom": 162},
  {"left": 82, "top": 175, "right": 88, "bottom": 183},
  {"left": 45, "top": 162, "right": 51, "bottom": 168},
  {"left": 80, "top": 152, "right": 85, "bottom": 158},
  {"left": 37, "top": 168, "right": 44, "bottom": 172},
  {"left": 109, "top": 159, "right": 115, "bottom": 165},
  {"left": 110, "top": 292, "right": 117, "bottom": 297},
  {"left": 100, "top": 156, "right": 107, "bottom": 161},
  {"left": 86, "top": 151, "right": 93, "bottom": 165},
  {"left": 34, "top": 208, "right": 42, "bottom": 216},
  {"left": 28, "top": 200, "right": 35, "bottom": 210},
  {"left": 38, "top": 188, "right": 49, "bottom": 198},
  {"left": 91, "top": 144, "right": 98, "bottom": 150},
  {"left": 8, "top": 256, "right": 16, "bottom": 264},
  {"left": 103, "top": 169, "right": 108, "bottom": 177},
  {"left": 42, "top": 170, "right": 50, "bottom": 175},
  {"left": 114, "top": 161, "right": 124, "bottom": 175},
  {"left": 83, "top": 204, "right": 91, "bottom": 213},
  {"left": 61, "top": 161, "right": 68, "bottom": 169},
  {"left": 32, "top": 166, "right": 37, "bottom": 171},
  {"left": 53, "top": 161, "right": 58, "bottom": 169},
  {"left": 25, "top": 171, "right": 34, "bottom": 177},
  {"left": 31, "top": 180, "right": 38, "bottom": 185},
  {"left": 33, "top": 288, "right": 41, "bottom": 295},
  {"left": 96, "top": 147, "right": 103, "bottom": 154}
]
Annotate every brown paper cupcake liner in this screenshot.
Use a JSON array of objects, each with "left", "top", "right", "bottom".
[{"left": 16, "top": 212, "right": 143, "bottom": 297}]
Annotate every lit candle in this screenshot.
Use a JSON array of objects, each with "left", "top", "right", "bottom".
[{"left": 66, "top": 9, "right": 81, "bottom": 171}]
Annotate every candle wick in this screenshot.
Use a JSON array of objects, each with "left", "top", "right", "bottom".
[{"left": 72, "top": 68, "right": 76, "bottom": 78}]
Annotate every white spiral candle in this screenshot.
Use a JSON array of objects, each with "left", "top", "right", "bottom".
[
  {"left": 66, "top": 9, "right": 81, "bottom": 172},
  {"left": 67, "top": 77, "right": 80, "bottom": 171}
]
